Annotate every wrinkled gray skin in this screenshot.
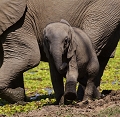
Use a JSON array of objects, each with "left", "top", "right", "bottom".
[
  {"left": 43, "top": 20, "right": 100, "bottom": 102},
  {"left": 0, "top": 0, "right": 120, "bottom": 103},
  {"left": 0, "top": 40, "right": 3, "bottom": 68}
]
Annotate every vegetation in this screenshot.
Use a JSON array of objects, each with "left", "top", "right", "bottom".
[
  {"left": 101, "top": 42, "right": 120, "bottom": 90},
  {"left": 0, "top": 42, "right": 120, "bottom": 116}
]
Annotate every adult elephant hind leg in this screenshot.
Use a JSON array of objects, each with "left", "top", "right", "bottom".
[
  {"left": 0, "top": 61, "right": 26, "bottom": 103},
  {"left": 11, "top": 73, "right": 24, "bottom": 89},
  {"left": 0, "top": 29, "right": 40, "bottom": 103},
  {"left": 11, "top": 73, "right": 26, "bottom": 102},
  {"left": 94, "top": 57, "right": 109, "bottom": 89},
  {"left": 95, "top": 24, "right": 120, "bottom": 95}
]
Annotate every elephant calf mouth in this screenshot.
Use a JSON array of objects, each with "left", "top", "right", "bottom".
[{"left": 59, "top": 62, "right": 68, "bottom": 74}]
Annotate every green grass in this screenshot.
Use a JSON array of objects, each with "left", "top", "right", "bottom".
[
  {"left": 24, "top": 62, "right": 52, "bottom": 96},
  {"left": 97, "top": 105, "right": 120, "bottom": 117},
  {"left": 0, "top": 42, "right": 120, "bottom": 116},
  {"left": 100, "top": 42, "right": 120, "bottom": 90}
]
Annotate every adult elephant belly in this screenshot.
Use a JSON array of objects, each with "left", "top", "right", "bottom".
[
  {"left": 79, "top": 0, "right": 120, "bottom": 57},
  {"left": 27, "top": 0, "right": 93, "bottom": 40},
  {"left": 28, "top": 0, "right": 120, "bottom": 58}
]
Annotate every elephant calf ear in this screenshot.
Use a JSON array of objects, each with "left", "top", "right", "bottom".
[
  {"left": 60, "top": 19, "right": 71, "bottom": 26},
  {"left": 0, "top": 0, "right": 27, "bottom": 35},
  {"left": 67, "top": 39, "right": 77, "bottom": 59},
  {"left": 67, "top": 27, "right": 77, "bottom": 59}
]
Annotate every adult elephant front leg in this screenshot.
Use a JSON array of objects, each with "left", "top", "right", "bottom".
[
  {"left": 49, "top": 60, "right": 64, "bottom": 104},
  {"left": 0, "top": 28, "right": 40, "bottom": 103}
]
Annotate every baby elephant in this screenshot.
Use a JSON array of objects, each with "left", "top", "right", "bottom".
[{"left": 43, "top": 19, "right": 100, "bottom": 104}]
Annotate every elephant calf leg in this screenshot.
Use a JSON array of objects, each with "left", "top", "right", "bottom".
[
  {"left": 83, "top": 74, "right": 101, "bottom": 101},
  {"left": 83, "top": 81, "right": 94, "bottom": 101},
  {"left": 83, "top": 60, "right": 99, "bottom": 101},
  {"left": 64, "top": 80, "right": 77, "bottom": 100},
  {"left": 65, "top": 72, "right": 78, "bottom": 101},
  {"left": 77, "top": 77, "right": 101, "bottom": 101},
  {"left": 49, "top": 62, "right": 64, "bottom": 104},
  {"left": 64, "top": 55, "right": 78, "bottom": 101}
]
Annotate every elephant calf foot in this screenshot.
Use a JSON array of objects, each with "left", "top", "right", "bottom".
[
  {"left": 84, "top": 86, "right": 101, "bottom": 100},
  {"left": 64, "top": 81, "right": 77, "bottom": 100},
  {"left": 83, "top": 94, "right": 92, "bottom": 102},
  {"left": 0, "top": 87, "right": 25, "bottom": 103},
  {"left": 93, "top": 86, "right": 101, "bottom": 99}
]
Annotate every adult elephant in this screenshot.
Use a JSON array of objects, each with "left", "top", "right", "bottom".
[{"left": 0, "top": 0, "right": 120, "bottom": 103}]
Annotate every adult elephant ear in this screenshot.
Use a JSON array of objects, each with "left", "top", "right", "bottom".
[{"left": 0, "top": 0, "right": 27, "bottom": 35}]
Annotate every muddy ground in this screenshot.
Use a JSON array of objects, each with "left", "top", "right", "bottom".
[{"left": 6, "top": 90, "right": 119, "bottom": 117}]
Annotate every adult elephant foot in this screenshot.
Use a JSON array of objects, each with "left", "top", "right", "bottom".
[
  {"left": 0, "top": 87, "right": 25, "bottom": 104},
  {"left": 0, "top": 73, "right": 27, "bottom": 104},
  {"left": 64, "top": 81, "right": 77, "bottom": 101}
]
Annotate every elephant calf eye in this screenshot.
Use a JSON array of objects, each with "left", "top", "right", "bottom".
[
  {"left": 45, "top": 36, "right": 48, "bottom": 40},
  {"left": 44, "top": 36, "right": 50, "bottom": 43},
  {"left": 64, "top": 37, "right": 70, "bottom": 49}
]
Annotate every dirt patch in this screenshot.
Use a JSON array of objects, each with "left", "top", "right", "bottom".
[{"left": 2, "top": 90, "right": 120, "bottom": 117}]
